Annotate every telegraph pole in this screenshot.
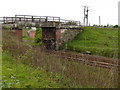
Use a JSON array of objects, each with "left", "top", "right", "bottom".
[
  {"left": 86, "top": 7, "right": 89, "bottom": 26},
  {"left": 99, "top": 16, "right": 101, "bottom": 26},
  {"left": 83, "top": 6, "right": 86, "bottom": 26},
  {"left": 83, "top": 6, "right": 89, "bottom": 26}
]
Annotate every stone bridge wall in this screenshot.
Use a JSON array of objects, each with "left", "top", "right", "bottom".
[{"left": 56, "top": 28, "right": 83, "bottom": 49}]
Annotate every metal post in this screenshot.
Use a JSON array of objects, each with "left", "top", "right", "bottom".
[
  {"left": 83, "top": 6, "right": 86, "bottom": 26},
  {"left": 83, "top": 6, "right": 89, "bottom": 26},
  {"left": 3, "top": 17, "right": 5, "bottom": 24},
  {"left": 99, "top": 16, "right": 101, "bottom": 27},
  {"left": 86, "top": 7, "right": 89, "bottom": 26},
  {"left": 46, "top": 16, "right": 48, "bottom": 22},
  {"left": 32, "top": 16, "right": 34, "bottom": 22}
]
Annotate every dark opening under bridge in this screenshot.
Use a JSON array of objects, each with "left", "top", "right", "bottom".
[{"left": 1, "top": 15, "right": 82, "bottom": 49}]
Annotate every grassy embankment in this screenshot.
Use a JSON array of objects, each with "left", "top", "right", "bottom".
[
  {"left": 2, "top": 28, "right": 118, "bottom": 88},
  {"left": 60, "top": 27, "right": 118, "bottom": 58}
]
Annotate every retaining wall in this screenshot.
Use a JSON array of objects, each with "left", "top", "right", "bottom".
[{"left": 55, "top": 28, "right": 83, "bottom": 49}]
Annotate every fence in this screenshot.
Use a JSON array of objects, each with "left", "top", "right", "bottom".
[{"left": 0, "top": 15, "right": 81, "bottom": 27}]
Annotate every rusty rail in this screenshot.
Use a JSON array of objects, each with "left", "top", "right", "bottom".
[{"left": 45, "top": 50, "right": 118, "bottom": 70}]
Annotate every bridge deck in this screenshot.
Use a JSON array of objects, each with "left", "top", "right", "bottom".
[{"left": 0, "top": 15, "right": 81, "bottom": 28}]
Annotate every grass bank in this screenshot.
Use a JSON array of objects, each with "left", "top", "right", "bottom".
[{"left": 60, "top": 27, "right": 118, "bottom": 58}]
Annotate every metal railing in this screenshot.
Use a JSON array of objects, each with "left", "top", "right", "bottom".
[{"left": 0, "top": 15, "right": 81, "bottom": 27}]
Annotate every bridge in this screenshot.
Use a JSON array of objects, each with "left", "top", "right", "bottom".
[
  {"left": 0, "top": 15, "right": 82, "bottom": 49},
  {"left": 0, "top": 15, "right": 81, "bottom": 28}
]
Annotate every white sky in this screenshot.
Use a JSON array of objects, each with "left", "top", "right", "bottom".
[{"left": 0, "top": 0, "right": 119, "bottom": 25}]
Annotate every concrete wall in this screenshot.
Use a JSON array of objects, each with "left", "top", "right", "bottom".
[{"left": 60, "top": 29, "right": 82, "bottom": 43}]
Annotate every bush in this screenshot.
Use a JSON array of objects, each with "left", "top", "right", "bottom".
[
  {"left": 35, "top": 28, "right": 42, "bottom": 45},
  {"left": 113, "top": 25, "right": 118, "bottom": 28}
]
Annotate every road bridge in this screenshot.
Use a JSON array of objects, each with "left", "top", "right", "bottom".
[{"left": 0, "top": 15, "right": 82, "bottom": 49}]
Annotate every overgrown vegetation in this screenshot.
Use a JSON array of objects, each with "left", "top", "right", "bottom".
[
  {"left": 22, "top": 28, "right": 42, "bottom": 46},
  {"left": 34, "top": 28, "right": 42, "bottom": 45},
  {"left": 2, "top": 51, "right": 60, "bottom": 88},
  {"left": 60, "top": 27, "right": 118, "bottom": 58},
  {"left": 2, "top": 29, "right": 118, "bottom": 88}
]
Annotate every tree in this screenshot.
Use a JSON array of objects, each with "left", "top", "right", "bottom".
[{"left": 113, "top": 25, "right": 118, "bottom": 28}]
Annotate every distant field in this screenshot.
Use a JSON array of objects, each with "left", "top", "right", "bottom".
[{"left": 60, "top": 27, "right": 118, "bottom": 58}]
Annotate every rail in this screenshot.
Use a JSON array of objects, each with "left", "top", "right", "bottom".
[{"left": 45, "top": 50, "right": 119, "bottom": 70}]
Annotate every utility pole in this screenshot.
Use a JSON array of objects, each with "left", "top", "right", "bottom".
[
  {"left": 99, "top": 16, "right": 101, "bottom": 27},
  {"left": 83, "top": 6, "right": 86, "bottom": 26},
  {"left": 86, "top": 7, "right": 89, "bottom": 26},
  {"left": 83, "top": 6, "right": 89, "bottom": 26}
]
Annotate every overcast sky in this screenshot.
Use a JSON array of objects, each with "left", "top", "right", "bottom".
[{"left": 0, "top": 0, "right": 119, "bottom": 25}]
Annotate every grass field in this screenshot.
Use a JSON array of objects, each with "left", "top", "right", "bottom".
[{"left": 60, "top": 27, "right": 118, "bottom": 58}]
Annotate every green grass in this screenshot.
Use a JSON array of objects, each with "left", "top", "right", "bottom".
[
  {"left": 2, "top": 51, "right": 65, "bottom": 88},
  {"left": 0, "top": 52, "right": 1, "bottom": 89},
  {"left": 60, "top": 27, "right": 118, "bottom": 58}
]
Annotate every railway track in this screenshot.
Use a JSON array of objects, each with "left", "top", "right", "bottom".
[{"left": 44, "top": 50, "right": 119, "bottom": 70}]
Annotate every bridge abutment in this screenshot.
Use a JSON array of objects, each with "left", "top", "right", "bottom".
[
  {"left": 14, "top": 28, "right": 22, "bottom": 41},
  {"left": 42, "top": 27, "right": 82, "bottom": 50}
]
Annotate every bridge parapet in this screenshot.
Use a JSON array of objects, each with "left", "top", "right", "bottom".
[{"left": 0, "top": 15, "right": 81, "bottom": 28}]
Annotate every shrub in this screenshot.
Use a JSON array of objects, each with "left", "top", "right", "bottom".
[
  {"left": 113, "top": 25, "right": 118, "bottom": 28},
  {"left": 34, "top": 28, "right": 42, "bottom": 45}
]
